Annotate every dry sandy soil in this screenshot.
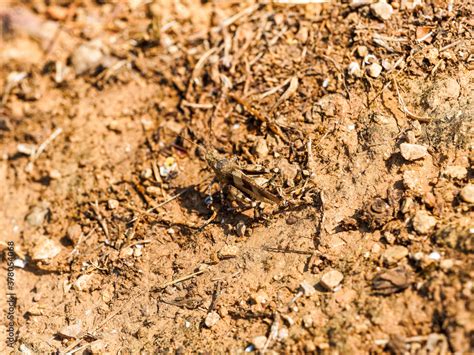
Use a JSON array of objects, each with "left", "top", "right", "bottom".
[{"left": 0, "top": 0, "right": 473, "bottom": 353}]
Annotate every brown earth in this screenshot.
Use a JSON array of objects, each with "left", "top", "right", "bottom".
[{"left": 0, "top": 0, "right": 472, "bottom": 353}]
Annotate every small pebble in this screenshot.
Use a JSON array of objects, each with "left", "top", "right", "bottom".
[
  {"left": 204, "top": 311, "right": 220, "bottom": 328},
  {"left": 302, "top": 314, "right": 313, "bottom": 328},
  {"left": 367, "top": 63, "right": 383, "bottom": 78},
  {"left": 218, "top": 245, "right": 239, "bottom": 259},
  {"left": 381, "top": 59, "right": 392, "bottom": 71},
  {"left": 370, "top": 0, "right": 394, "bottom": 21},
  {"left": 371, "top": 243, "right": 382, "bottom": 254},
  {"left": 133, "top": 245, "right": 143, "bottom": 257},
  {"left": 383, "top": 245, "right": 409, "bottom": 266},
  {"left": 363, "top": 54, "right": 378, "bottom": 65},
  {"left": 254, "top": 137, "right": 269, "bottom": 159},
  {"left": 26, "top": 204, "right": 50, "bottom": 227},
  {"left": 400, "top": 143, "right": 428, "bottom": 161},
  {"left": 300, "top": 280, "right": 316, "bottom": 297},
  {"left": 252, "top": 291, "right": 269, "bottom": 305},
  {"left": 14, "top": 259, "right": 27, "bottom": 268},
  {"left": 47, "top": 5, "right": 68, "bottom": 20},
  {"left": 66, "top": 224, "right": 82, "bottom": 245},
  {"left": 141, "top": 118, "right": 154, "bottom": 131},
  {"left": 443, "top": 166, "right": 468, "bottom": 179},
  {"left": 49, "top": 169, "right": 62, "bottom": 179},
  {"left": 400, "top": 0, "right": 422, "bottom": 10},
  {"left": 320, "top": 270, "right": 344, "bottom": 291},
  {"left": 440, "top": 259, "right": 454, "bottom": 270},
  {"left": 31, "top": 237, "right": 61, "bottom": 260},
  {"left": 460, "top": 184, "right": 474, "bottom": 203},
  {"left": 19, "top": 344, "right": 33, "bottom": 355},
  {"left": 412, "top": 210, "right": 437, "bottom": 234},
  {"left": 252, "top": 336, "right": 268, "bottom": 351},
  {"left": 72, "top": 40, "right": 105, "bottom": 75},
  {"left": 403, "top": 170, "right": 423, "bottom": 192},
  {"left": 17, "top": 143, "right": 35, "bottom": 156},
  {"left": 305, "top": 340, "right": 317, "bottom": 352},
  {"left": 348, "top": 62, "right": 362, "bottom": 77},
  {"left": 58, "top": 322, "right": 82, "bottom": 339},
  {"left": 146, "top": 186, "right": 161, "bottom": 196},
  {"left": 107, "top": 199, "right": 119, "bottom": 210},
  {"left": 235, "top": 221, "right": 247, "bottom": 237},
  {"left": 357, "top": 45, "right": 368, "bottom": 58},
  {"left": 73, "top": 274, "right": 95, "bottom": 291},
  {"left": 278, "top": 327, "right": 289, "bottom": 341},
  {"left": 428, "top": 251, "right": 441, "bottom": 261},
  {"left": 141, "top": 168, "right": 153, "bottom": 179}
]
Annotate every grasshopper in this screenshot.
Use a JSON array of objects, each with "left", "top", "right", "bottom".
[
  {"left": 177, "top": 134, "right": 282, "bottom": 207},
  {"left": 204, "top": 148, "right": 282, "bottom": 206}
]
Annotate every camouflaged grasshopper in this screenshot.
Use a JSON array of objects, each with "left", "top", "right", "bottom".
[
  {"left": 178, "top": 134, "right": 282, "bottom": 206},
  {"left": 204, "top": 148, "right": 282, "bottom": 206}
]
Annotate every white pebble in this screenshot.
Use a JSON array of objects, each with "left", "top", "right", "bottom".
[
  {"left": 107, "top": 199, "right": 119, "bottom": 210},
  {"left": 300, "top": 280, "right": 316, "bottom": 297},
  {"left": 367, "top": 63, "right": 383, "bottom": 78},
  {"left": 400, "top": 143, "right": 428, "bottom": 161},
  {"left": 17, "top": 143, "right": 36, "bottom": 156},
  {"left": 204, "top": 311, "right": 220, "bottom": 328},
  {"left": 320, "top": 270, "right": 344, "bottom": 291},
  {"left": 428, "top": 251, "right": 441, "bottom": 261},
  {"left": 14, "top": 259, "right": 27, "bottom": 268},
  {"left": 370, "top": 0, "right": 394, "bottom": 20},
  {"left": 31, "top": 237, "right": 61, "bottom": 260}
]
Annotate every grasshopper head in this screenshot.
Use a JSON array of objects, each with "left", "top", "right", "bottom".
[{"left": 205, "top": 149, "right": 221, "bottom": 170}]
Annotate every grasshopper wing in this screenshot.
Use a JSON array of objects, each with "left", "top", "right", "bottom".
[{"left": 230, "top": 170, "right": 282, "bottom": 204}]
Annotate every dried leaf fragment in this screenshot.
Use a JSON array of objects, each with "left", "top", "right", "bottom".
[{"left": 372, "top": 266, "right": 411, "bottom": 295}]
